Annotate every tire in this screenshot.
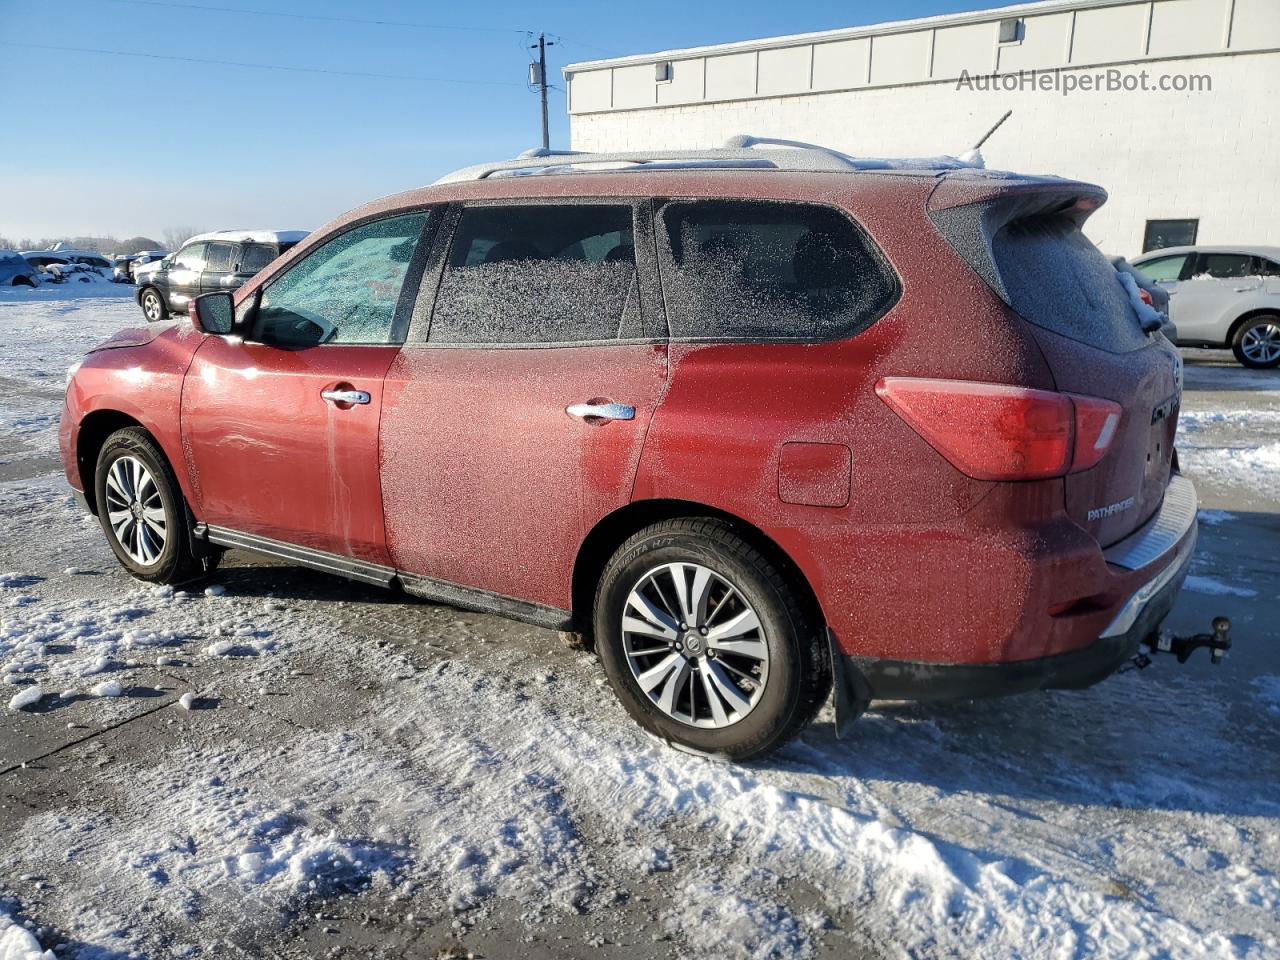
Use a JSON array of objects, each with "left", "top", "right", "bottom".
[
  {"left": 1231, "top": 314, "right": 1280, "bottom": 369},
  {"left": 94, "top": 428, "right": 216, "bottom": 585},
  {"left": 594, "top": 518, "right": 832, "bottom": 761},
  {"left": 140, "top": 287, "right": 168, "bottom": 323}
]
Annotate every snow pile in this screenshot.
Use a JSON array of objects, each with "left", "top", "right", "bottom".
[
  {"left": 662, "top": 882, "right": 813, "bottom": 959},
  {"left": 0, "top": 913, "right": 55, "bottom": 960},
  {"left": 7, "top": 685, "right": 42, "bottom": 712}
]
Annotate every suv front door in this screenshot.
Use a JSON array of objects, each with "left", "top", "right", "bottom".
[
  {"left": 379, "top": 201, "right": 668, "bottom": 615},
  {"left": 181, "top": 212, "right": 435, "bottom": 568},
  {"left": 199, "top": 241, "right": 236, "bottom": 296},
  {"left": 166, "top": 241, "right": 207, "bottom": 312}
]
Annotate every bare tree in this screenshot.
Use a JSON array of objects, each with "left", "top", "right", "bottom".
[{"left": 162, "top": 226, "right": 206, "bottom": 251}]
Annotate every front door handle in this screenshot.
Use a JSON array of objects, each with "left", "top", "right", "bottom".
[
  {"left": 322, "top": 388, "right": 371, "bottom": 405},
  {"left": 566, "top": 401, "right": 635, "bottom": 422}
]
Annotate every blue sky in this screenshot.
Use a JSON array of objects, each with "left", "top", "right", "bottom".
[{"left": 1, "top": 0, "right": 1010, "bottom": 242}]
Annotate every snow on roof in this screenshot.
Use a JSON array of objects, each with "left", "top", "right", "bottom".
[{"left": 184, "top": 229, "right": 310, "bottom": 246}]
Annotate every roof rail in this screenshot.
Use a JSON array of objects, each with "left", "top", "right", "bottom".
[{"left": 432, "top": 135, "right": 984, "bottom": 184}]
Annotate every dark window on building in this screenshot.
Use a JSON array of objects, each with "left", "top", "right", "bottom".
[
  {"left": 1196, "top": 253, "right": 1252, "bottom": 279},
  {"left": 239, "top": 243, "right": 277, "bottom": 273},
  {"left": 657, "top": 200, "right": 898, "bottom": 341},
  {"left": 204, "top": 242, "right": 235, "bottom": 272},
  {"left": 1142, "top": 219, "right": 1198, "bottom": 253},
  {"left": 430, "top": 204, "right": 638, "bottom": 345}
]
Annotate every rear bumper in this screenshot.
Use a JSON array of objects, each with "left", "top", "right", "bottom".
[{"left": 845, "top": 475, "right": 1198, "bottom": 701}]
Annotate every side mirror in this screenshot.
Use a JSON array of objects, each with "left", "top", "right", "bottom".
[{"left": 190, "top": 292, "right": 235, "bottom": 334}]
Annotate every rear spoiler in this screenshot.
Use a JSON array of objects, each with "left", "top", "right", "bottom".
[{"left": 926, "top": 175, "right": 1108, "bottom": 307}]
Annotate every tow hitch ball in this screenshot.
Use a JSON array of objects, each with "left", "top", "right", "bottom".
[{"left": 1129, "top": 616, "right": 1232, "bottom": 670}]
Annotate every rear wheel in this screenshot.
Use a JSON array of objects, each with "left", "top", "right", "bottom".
[
  {"left": 94, "top": 428, "right": 215, "bottom": 584},
  {"left": 594, "top": 518, "right": 831, "bottom": 761},
  {"left": 1232, "top": 315, "right": 1280, "bottom": 369},
  {"left": 140, "top": 287, "right": 167, "bottom": 322}
]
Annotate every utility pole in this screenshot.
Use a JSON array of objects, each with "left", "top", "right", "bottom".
[{"left": 530, "top": 32, "right": 554, "bottom": 150}]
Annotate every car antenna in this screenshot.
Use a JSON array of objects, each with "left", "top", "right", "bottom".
[{"left": 958, "top": 109, "right": 1012, "bottom": 165}]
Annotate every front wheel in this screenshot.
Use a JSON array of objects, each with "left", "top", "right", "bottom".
[
  {"left": 140, "top": 287, "right": 167, "bottom": 322},
  {"left": 94, "top": 428, "right": 215, "bottom": 584},
  {"left": 1232, "top": 315, "right": 1280, "bottom": 369},
  {"left": 594, "top": 518, "right": 831, "bottom": 761}
]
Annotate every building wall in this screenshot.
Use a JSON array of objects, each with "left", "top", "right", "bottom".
[{"left": 565, "top": 0, "right": 1280, "bottom": 256}]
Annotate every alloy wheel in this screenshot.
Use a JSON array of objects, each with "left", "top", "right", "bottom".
[
  {"left": 1241, "top": 323, "right": 1280, "bottom": 365},
  {"left": 621, "top": 562, "right": 770, "bottom": 728},
  {"left": 104, "top": 455, "right": 167, "bottom": 565},
  {"left": 143, "top": 292, "right": 162, "bottom": 321}
]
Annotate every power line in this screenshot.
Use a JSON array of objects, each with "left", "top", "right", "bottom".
[
  {"left": 94, "top": 0, "right": 529, "bottom": 34},
  {"left": 0, "top": 40, "right": 528, "bottom": 87}
]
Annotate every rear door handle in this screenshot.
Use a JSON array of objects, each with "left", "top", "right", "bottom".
[
  {"left": 322, "top": 388, "right": 371, "bottom": 405},
  {"left": 566, "top": 401, "right": 635, "bottom": 422}
]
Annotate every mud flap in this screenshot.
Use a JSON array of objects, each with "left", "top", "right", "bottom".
[{"left": 827, "top": 628, "right": 871, "bottom": 739}]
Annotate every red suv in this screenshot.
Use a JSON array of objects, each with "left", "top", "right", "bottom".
[{"left": 59, "top": 145, "right": 1195, "bottom": 760}]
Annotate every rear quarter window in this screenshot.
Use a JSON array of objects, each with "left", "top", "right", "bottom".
[
  {"left": 657, "top": 200, "right": 899, "bottom": 342},
  {"left": 992, "top": 216, "right": 1149, "bottom": 353}
]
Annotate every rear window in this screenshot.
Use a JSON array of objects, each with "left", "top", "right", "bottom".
[
  {"left": 657, "top": 200, "right": 899, "bottom": 342},
  {"left": 992, "top": 216, "right": 1148, "bottom": 353}
]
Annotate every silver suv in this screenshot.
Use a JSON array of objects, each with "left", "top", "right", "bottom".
[{"left": 1131, "top": 245, "right": 1280, "bottom": 368}]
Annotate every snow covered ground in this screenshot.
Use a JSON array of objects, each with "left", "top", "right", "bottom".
[{"left": 0, "top": 288, "right": 1278, "bottom": 959}]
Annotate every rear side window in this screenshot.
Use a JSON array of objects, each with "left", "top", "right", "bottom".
[
  {"left": 657, "top": 200, "right": 898, "bottom": 341},
  {"left": 1196, "top": 253, "right": 1251, "bottom": 279},
  {"left": 992, "top": 216, "right": 1148, "bottom": 353},
  {"left": 430, "top": 204, "right": 638, "bottom": 345},
  {"left": 239, "top": 243, "right": 277, "bottom": 273}
]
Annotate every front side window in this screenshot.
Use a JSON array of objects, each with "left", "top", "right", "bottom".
[
  {"left": 657, "top": 200, "right": 898, "bottom": 341},
  {"left": 251, "top": 213, "right": 428, "bottom": 348},
  {"left": 430, "top": 204, "right": 638, "bottom": 345},
  {"left": 1134, "top": 254, "right": 1188, "bottom": 282},
  {"left": 173, "top": 243, "right": 207, "bottom": 271}
]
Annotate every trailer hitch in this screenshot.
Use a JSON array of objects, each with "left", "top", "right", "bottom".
[{"left": 1121, "top": 616, "right": 1232, "bottom": 672}]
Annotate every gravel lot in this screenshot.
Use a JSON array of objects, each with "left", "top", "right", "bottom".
[{"left": 1, "top": 285, "right": 1277, "bottom": 959}]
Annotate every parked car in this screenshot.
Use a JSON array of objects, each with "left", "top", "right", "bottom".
[
  {"left": 1131, "top": 244, "right": 1280, "bottom": 368},
  {"left": 61, "top": 144, "right": 1198, "bottom": 759},
  {"left": 134, "top": 231, "right": 306, "bottom": 321},
  {"left": 0, "top": 251, "right": 39, "bottom": 287},
  {"left": 112, "top": 255, "right": 139, "bottom": 283},
  {"left": 20, "top": 253, "right": 100, "bottom": 284},
  {"left": 128, "top": 250, "right": 169, "bottom": 282}
]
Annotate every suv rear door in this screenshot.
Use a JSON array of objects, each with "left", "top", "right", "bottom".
[
  {"left": 379, "top": 200, "right": 668, "bottom": 613},
  {"left": 181, "top": 212, "right": 435, "bottom": 565}
]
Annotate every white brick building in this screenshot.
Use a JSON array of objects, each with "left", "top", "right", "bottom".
[{"left": 563, "top": 0, "right": 1279, "bottom": 257}]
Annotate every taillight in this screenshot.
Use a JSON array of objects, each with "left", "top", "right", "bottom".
[
  {"left": 1138, "top": 288, "right": 1154, "bottom": 306},
  {"left": 875, "top": 378, "right": 1122, "bottom": 481}
]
